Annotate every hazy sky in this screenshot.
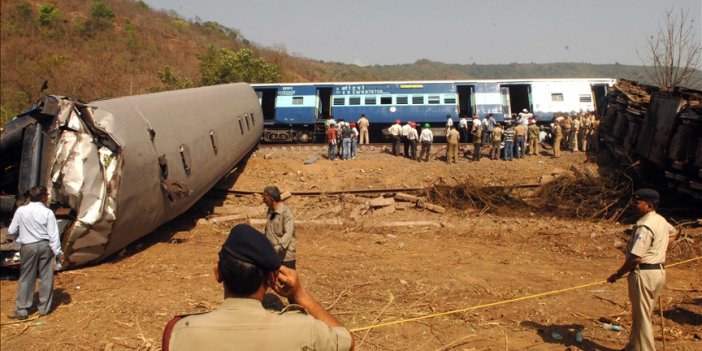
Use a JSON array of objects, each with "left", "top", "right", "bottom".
[{"left": 144, "top": 0, "right": 701, "bottom": 66}]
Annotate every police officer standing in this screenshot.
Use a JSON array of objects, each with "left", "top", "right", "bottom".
[
  {"left": 607, "top": 189, "right": 677, "bottom": 351},
  {"left": 164, "top": 224, "right": 354, "bottom": 350}
]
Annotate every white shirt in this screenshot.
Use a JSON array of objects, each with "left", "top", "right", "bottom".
[
  {"left": 472, "top": 118, "right": 482, "bottom": 131},
  {"left": 446, "top": 118, "right": 453, "bottom": 128},
  {"left": 8, "top": 202, "right": 63, "bottom": 256},
  {"left": 459, "top": 118, "right": 468, "bottom": 128},
  {"left": 407, "top": 128, "right": 419, "bottom": 140},
  {"left": 388, "top": 124, "right": 401, "bottom": 136},
  {"left": 401, "top": 124, "right": 411, "bottom": 136},
  {"left": 420, "top": 128, "right": 433, "bottom": 143}
]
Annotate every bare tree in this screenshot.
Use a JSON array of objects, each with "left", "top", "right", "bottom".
[{"left": 640, "top": 8, "right": 701, "bottom": 89}]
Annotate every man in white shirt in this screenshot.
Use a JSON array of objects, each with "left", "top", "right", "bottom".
[
  {"left": 419, "top": 123, "right": 434, "bottom": 162},
  {"left": 8, "top": 186, "right": 64, "bottom": 319}
]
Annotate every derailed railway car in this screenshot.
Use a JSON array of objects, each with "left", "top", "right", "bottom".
[
  {"left": 599, "top": 79, "right": 702, "bottom": 198},
  {"left": 253, "top": 78, "right": 615, "bottom": 143},
  {"left": 0, "top": 83, "right": 263, "bottom": 268}
]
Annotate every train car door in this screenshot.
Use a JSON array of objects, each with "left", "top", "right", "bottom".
[
  {"left": 315, "top": 87, "right": 333, "bottom": 120},
  {"left": 500, "top": 84, "right": 532, "bottom": 117},
  {"left": 457, "top": 85, "right": 476, "bottom": 117},
  {"left": 255, "top": 88, "right": 277, "bottom": 122}
]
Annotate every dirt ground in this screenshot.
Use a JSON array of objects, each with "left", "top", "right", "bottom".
[{"left": 1, "top": 144, "right": 701, "bottom": 350}]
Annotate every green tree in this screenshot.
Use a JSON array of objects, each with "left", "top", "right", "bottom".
[
  {"left": 89, "top": 1, "right": 116, "bottom": 30},
  {"left": 157, "top": 66, "right": 193, "bottom": 90},
  {"left": 37, "top": 3, "right": 61, "bottom": 26},
  {"left": 198, "top": 47, "right": 280, "bottom": 85}
]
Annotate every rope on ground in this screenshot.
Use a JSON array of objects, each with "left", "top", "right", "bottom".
[{"left": 349, "top": 256, "right": 702, "bottom": 333}]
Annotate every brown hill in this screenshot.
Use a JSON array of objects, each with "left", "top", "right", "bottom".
[{"left": 0, "top": 0, "right": 670, "bottom": 127}]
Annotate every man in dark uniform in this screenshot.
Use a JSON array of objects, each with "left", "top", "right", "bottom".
[
  {"left": 164, "top": 224, "right": 354, "bottom": 351},
  {"left": 607, "top": 189, "right": 677, "bottom": 351}
]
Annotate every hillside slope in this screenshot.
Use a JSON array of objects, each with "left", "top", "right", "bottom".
[{"left": 0, "top": 0, "right": 681, "bottom": 126}]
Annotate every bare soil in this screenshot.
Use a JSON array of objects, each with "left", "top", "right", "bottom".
[{"left": 2, "top": 145, "right": 701, "bottom": 350}]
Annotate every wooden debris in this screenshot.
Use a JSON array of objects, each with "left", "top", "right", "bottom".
[
  {"left": 212, "top": 204, "right": 266, "bottom": 216},
  {"left": 281, "top": 191, "right": 292, "bottom": 201},
  {"left": 394, "top": 192, "right": 421, "bottom": 203},
  {"left": 417, "top": 200, "right": 446, "bottom": 213},
  {"left": 369, "top": 196, "right": 395, "bottom": 208}
]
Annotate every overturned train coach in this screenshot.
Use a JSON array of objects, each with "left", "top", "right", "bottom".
[
  {"left": 1, "top": 83, "right": 263, "bottom": 268},
  {"left": 599, "top": 79, "right": 702, "bottom": 198}
]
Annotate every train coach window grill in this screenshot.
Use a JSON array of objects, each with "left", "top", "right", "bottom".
[
  {"left": 444, "top": 96, "right": 457, "bottom": 104},
  {"left": 179, "top": 144, "right": 192, "bottom": 175},
  {"left": 428, "top": 95, "right": 440, "bottom": 104},
  {"left": 210, "top": 130, "right": 218, "bottom": 155},
  {"left": 292, "top": 96, "right": 304, "bottom": 105},
  {"left": 551, "top": 93, "right": 564, "bottom": 102},
  {"left": 245, "top": 113, "right": 251, "bottom": 130},
  {"left": 396, "top": 96, "right": 408, "bottom": 104},
  {"left": 412, "top": 95, "right": 424, "bottom": 104},
  {"left": 579, "top": 94, "right": 592, "bottom": 102},
  {"left": 349, "top": 97, "right": 361, "bottom": 105},
  {"left": 380, "top": 96, "right": 392, "bottom": 105},
  {"left": 365, "top": 96, "right": 377, "bottom": 105},
  {"left": 238, "top": 117, "right": 244, "bottom": 135},
  {"left": 333, "top": 97, "right": 345, "bottom": 106}
]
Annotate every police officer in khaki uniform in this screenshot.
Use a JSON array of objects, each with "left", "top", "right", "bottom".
[
  {"left": 164, "top": 224, "right": 354, "bottom": 351},
  {"left": 446, "top": 125, "right": 460, "bottom": 163},
  {"left": 607, "top": 189, "right": 677, "bottom": 351},
  {"left": 263, "top": 186, "right": 296, "bottom": 269}
]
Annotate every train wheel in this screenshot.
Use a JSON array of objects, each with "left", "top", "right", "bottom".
[{"left": 295, "top": 131, "right": 313, "bottom": 143}]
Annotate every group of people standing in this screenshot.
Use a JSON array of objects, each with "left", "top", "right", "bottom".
[
  {"left": 550, "top": 111, "right": 600, "bottom": 157},
  {"left": 325, "top": 114, "right": 370, "bottom": 161}
]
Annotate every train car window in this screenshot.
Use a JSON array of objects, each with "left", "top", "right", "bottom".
[
  {"left": 349, "top": 97, "right": 361, "bottom": 105},
  {"left": 396, "top": 96, "right": 408, "bottom": 104},
  {"left": 412, "top": 96, "right": 424, "bottom": 104},
  {"left": 380, "top": 96, "right": 392, "bottom": 105},
  {"left": 209, "top": 130, "right": 218, "bottom": 155},
  {"left": 333, "top": 97, "right": 345, "bottom": 106},
  {"left": 444, "top": 96, "right": 457, "bottom": 104},
  {"left": 579, "top": 94, "right": 592, "bottom": 102},
  {"left": 428, "top": 96, "right": 440, "bottom": 104},
  {"left": 245, "top": 113, "right": 251, "bottom": 130},
  {"left": 365, "top": 96, "right": 377, "bottom": 105},
  {"left": 292, "top": 97, "right": 304, "bottom": 105},
  {"left": 551, "top": 93, "right": 564, "bottom": 102},
  {"left": 238, "top": 117, "right": 244, "bottom": 135},
  {"left": 179, "top": 144, "right": 192, "bottom": 175}
]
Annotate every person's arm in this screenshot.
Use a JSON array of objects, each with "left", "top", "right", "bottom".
[
  {"left": 607, "top": 253, "right": 641, "bottom": 283},
  {"left": 274, "top": 266, "right": 355, "bottom": 349},
  {"left": 280, "top": 209, "right": 295, "bottom": 250},
  {"left": 46, "top": 210, "right": 64, "bottom": 262},
  {"left": 8, "top": 209, "right": 20, "bottom": 238}
]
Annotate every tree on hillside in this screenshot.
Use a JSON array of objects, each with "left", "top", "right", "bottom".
[
  {"left": 640, "top": 8, "right": 701, "bottom": 89},
  {"left": 198, "top": 47, "right": 280, "bottom": 85}
]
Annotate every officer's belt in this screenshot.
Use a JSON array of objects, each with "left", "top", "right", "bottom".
[{"left": 638, "top": 263, "right": 664, "bottom": 270}]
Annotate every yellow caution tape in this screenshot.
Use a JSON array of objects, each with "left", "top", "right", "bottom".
[{"left": 349, "top": 256, "right": 701, "bottom": 333}]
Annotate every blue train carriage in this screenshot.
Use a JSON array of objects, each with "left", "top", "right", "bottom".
[{"left": 253, "top": 78, "right": 615, "bottom": 143}]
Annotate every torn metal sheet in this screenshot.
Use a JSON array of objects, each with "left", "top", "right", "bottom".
[{"left": 1, "top": 83, "right": 263, "bottom": 267}]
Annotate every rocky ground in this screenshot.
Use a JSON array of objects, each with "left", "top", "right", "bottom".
[{"left": 1, "top": 144, "right": 700, "bottom": 350}]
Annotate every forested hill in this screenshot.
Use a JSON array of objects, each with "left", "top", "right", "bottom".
[{"left": 1, "top": 0, "right": 651, "bottom": 125}]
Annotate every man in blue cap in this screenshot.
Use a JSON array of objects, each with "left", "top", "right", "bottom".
[
  {"left": 607, "top": 189, "right": 677, "bottom": 351},
  {"left": 163, "top": 224, "right": 354, "bottom": 350}
]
